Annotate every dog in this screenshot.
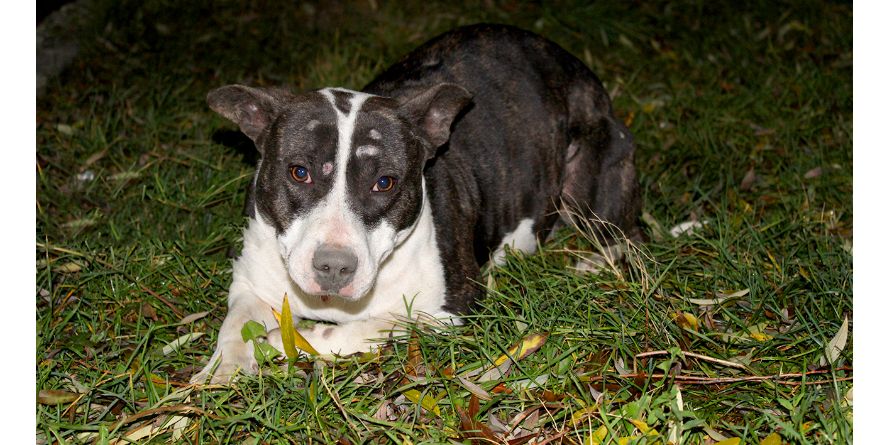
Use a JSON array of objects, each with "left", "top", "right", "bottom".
[{"left": 192, "top": 24, "right": 640, "bottom": 383}]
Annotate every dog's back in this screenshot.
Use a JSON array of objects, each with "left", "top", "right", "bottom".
[{"left": 365, "top": 24, "right": 640, "bottom": 306}]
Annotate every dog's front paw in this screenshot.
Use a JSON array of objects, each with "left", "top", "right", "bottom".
[{"left": 190, "top": 346, "right": 258, "bottom": 384}]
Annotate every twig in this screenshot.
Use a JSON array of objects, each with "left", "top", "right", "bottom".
[
  {"left": 142, "top": 287, "right": 185, "bottom": 318},
  {"left": 634, "top": 349, "right": 748, "bottom": 371},
  {"left": 583, "top": 367, "right": 852, "bottom": 386},
  {"left": 110, "top": 405, "right": 220, "bottom": 432}
]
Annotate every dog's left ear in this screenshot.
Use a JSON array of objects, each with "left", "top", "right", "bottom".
[{"left": 399, "top": 83, "right": 473, "bottom": 157}]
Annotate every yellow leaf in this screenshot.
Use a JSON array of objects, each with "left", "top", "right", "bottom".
[
  {"left": 801, "top": 421, "right": 814, "bottom": 433},
  {"left": 493, "top": 333, "right": 548, "bottom": 366},
  {"left": 591, "top": 425, "right": 608, "bottom": 445},
  {"left": 403, "top": 389, "right": 442, "bottom": 417},
  {"left": 748, "top": 323, "right": 773, "bottom": 342},
  {"left": 617, "top": 435, "right": 638, "bottom": 445},
  {"left": 630, "top": 419, "right": 651, "bottom": 433},
  {"left": 570, "top": 405, "right": 597, "bottom": 426},
  {"left": 274, "top": 294, "right": 319, "bottom": 356},
  {"left": 750, "top": 331, "right": 772, "bottom": 341},
  {"left": 308, "top": 379, "right": 317, "bottom": 404},
  {"left": 279, "top": 293, "right": 298, "bottom": 359},
  {"left": 760, "top": 432, "right": 781, "bottom": 445},
  {"left": 671, "top": 312, "right": 699, "bottom": 330},
  {"left": 629, "top": 419, "right": 660, "bottom": 437},
  {"left": 712, "top": 438, "right": 741, "bottom": 445}
]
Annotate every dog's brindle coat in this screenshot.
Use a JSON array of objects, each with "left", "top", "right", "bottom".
[{"left": 193, "top": 24, "right": 640, "bottom": 383}]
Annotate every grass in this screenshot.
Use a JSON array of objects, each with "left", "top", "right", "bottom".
[{"left": 36, "top": 0, "right": 852, "bottom": 443}]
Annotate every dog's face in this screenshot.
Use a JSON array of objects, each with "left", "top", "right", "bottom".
[{"left": 208, "top": 84, "right": 471, "bottom": 301}]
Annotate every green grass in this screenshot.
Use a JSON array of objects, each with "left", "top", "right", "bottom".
[{"left": 37, "top": 1, "right": 852, "bottom": 443}]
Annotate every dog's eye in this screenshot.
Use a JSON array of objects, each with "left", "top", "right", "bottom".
[
  {"left": 289, "top": 165, "right": 313, "bottom": 184},
  {"left": 371, "top": 176, "right": 396, "bottom": 192}
]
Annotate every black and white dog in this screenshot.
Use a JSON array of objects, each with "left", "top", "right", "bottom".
[{"left": 193, "top": 24, "right": 640, "bottom": 383}]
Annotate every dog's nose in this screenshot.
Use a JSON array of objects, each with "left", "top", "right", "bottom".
[{"left": 312, "top": 245, "right": 358, "bottom": 292}]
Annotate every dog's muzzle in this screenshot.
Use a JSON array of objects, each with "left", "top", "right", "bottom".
[{"left": 312, "top": 244, "right": 358, "bottom": 293}]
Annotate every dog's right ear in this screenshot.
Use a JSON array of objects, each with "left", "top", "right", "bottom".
[{"left": 207, "top": 85, "right": 287, "bottom": 147}]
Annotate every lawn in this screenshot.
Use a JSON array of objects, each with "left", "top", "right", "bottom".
[{"left": 36, "top": 1, "right": 853, "bottom": 443}]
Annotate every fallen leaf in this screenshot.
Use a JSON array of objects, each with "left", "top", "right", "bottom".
[
  {"left": 37, "top": 389, "right": 79, "bottom": 405},
  {"left": 591, "top": 425, "right": 608, "bottom": 445},
  {"left": 748, "top": 323, "right": 773, "bottom": 342},
  {"left": 406, "top": 330, "right": 422, "bottom": 376},
  {"left": 629, "top": 419, "right": 658, "bottom": 435},
  {"left": 494, "top": 333, "right": 548, "bottom": 366},
  {"left": 455, "top": 398, "right": 499, "bottom": 442},
  {"left": 760, "top": 432, "right": 782, "bottom": 445},
  {"left": 569, "top": 406, "right": 597, "bottom": 427},
  {"left": 703, "top": 425, "right": 730, "bottom": 442},
  {"left": 140, "top": 303, "right": 158, "bottom": 320},
  {"left": 614, "top": 357, "right": 630, "bottom": 376},
  {"left": 740, "top": 167, "right": 755, "bottom": 190},
  {"left": 641, "top": 211, "right": 667, "bottom": 241},
  {"left": 712, "top": 438, "right": 741, "bottom": 445},
  {"left": 403, "top": 389, "right": 442, "bottom": 417},
  {"left": 161, "top": 332, "right": 203, "bottom": 355},
  {"left": 804, "top": 166, "right": 822, "bottom": 179},
  {"left": 56, "top": 123, "right": 74, "bottom": 135},
  {"left": 672, "top": 312, "right": 699, "bottom": 330},
  {"left": 457, "top": 376, "right": 492, "bottom": 401},
  {"left": 177, "top": 311, "right": 209, "bottom": 325},
  {"left": 53, "top": 261, "right": 84, "bottom": 274},
  {"left": 688, "top": 288, "right": 749, "bottom": 306},
  {"left": 669, "top": 220, "right": 706, "bottom": 237},
  {"left": 617, "top": 435, "right": 639, "bottom": 445},
  {"left": 821, "top": 315, "right": 849, "bottom": 366}
]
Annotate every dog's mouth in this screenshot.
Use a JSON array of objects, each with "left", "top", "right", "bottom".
[{"left": 298, "top": 282, "right": 361, "bottom": 301}]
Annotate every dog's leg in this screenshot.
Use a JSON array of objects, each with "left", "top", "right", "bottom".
[{"left": 191, "top": 289, "right": 278, "bottom": 384}]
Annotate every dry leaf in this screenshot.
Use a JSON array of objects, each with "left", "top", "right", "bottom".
[
  {"left": 37, "top": 389, "right": 79, "bottom": 405},
  {"left": 494, "top": 332, "right": 548, "bottom": 366},
  {"left": 804, "top": 166, "right": 822, "bottom": 179},
  {"left": 457, "top": 376, "right": 492, "bottom": 401},
  {"left": 672, "top": 312, "right": 699, "bottom": 330},
  {"left": 53, "top": 261, "right": 84, "bottom": 274},
  {"left": 641, "top": 211, "right": 667, "bottom": 241},
  {"left": 178, "top": 311, "right": 209, "bottom": 325},
  {"left": 161, "top": 332, "right": 203, "bottom": 355},
  {"left": 669, "top": 220, "right": 706, "bottom": 237},
  {"left": 821, "top": 315, "right": 849, "bottom": 366},
  {"left": 56, "top": 123, "right": 74, "bottom": 135},
  {"left": 688, "top": 288, "right": 749, "bottom": 306},
  {"left": 740, "top": 167, "right": 756, "bottom": 190},
  {"left": 760, "top": 432, "right": 782, "bottom": 445}
]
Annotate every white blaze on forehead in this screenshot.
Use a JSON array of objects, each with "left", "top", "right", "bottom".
[{"left": 319, "top": 88, "right": 373, "bottom": 196}]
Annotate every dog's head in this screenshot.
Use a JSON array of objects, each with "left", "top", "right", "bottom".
[{"left": 208, "top": 84, "right": 471, "bottom": 301}]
